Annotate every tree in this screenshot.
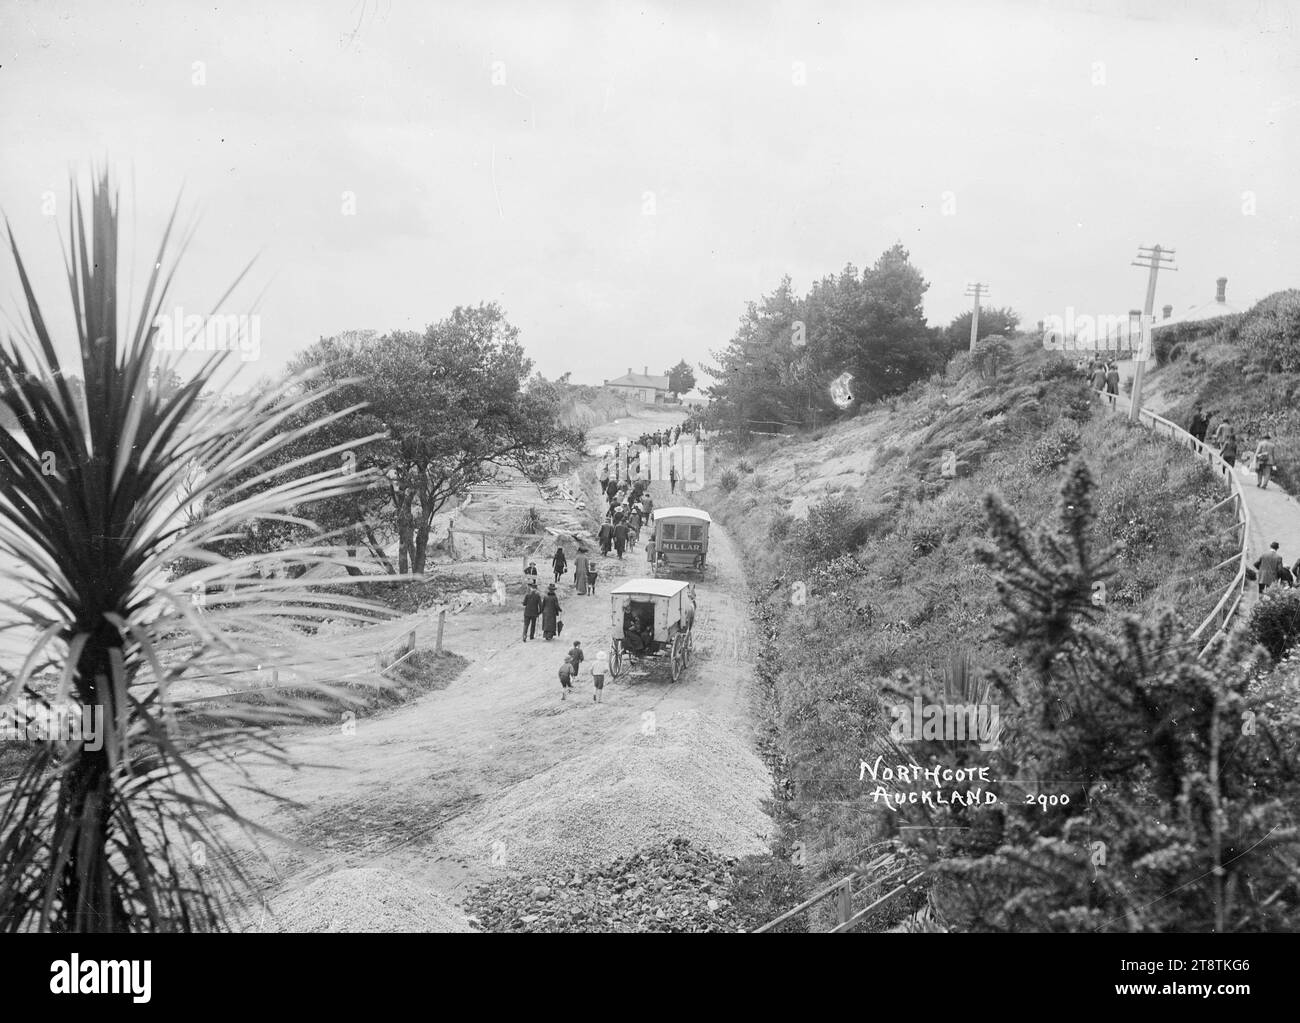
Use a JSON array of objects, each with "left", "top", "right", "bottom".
[
  {"left": 971, "top": 333, "right": 1013, "bottom": 381},
  {"left": 944, "top": 305, "right": 1021, "bottom": 357},
  {"left": 0, "top": 170, "right": 386, "bottom": 931},
  {"left": 667, "top": 360, "right": 696, "bottom": 399},
  {"left": 704, "top": 246, "right": 940, "bottom": 436},
  {"left": 280, "top": 305, "right": 584, "bottom": 575}
]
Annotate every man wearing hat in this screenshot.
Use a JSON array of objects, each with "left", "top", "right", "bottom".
[{"left": 522, "top": 581, "right": 541, "bottom": 641}]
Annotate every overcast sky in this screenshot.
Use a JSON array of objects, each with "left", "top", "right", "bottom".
[{"left": 1, "top": 0, "right": 1297, "bottom": 389}]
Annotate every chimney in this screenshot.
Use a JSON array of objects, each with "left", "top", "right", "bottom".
[
  {"left": 1162, "top": 304, "right": 1173, "bottom": 320},
  {"left": 627, "top": 367, "right": 633, "bottom": 377},
  {"left": 643, "top": 365, "right": 648, "bottom": 376},
  {"left": 1216, "top": 277, "right": 1227, "bottom": 303}
]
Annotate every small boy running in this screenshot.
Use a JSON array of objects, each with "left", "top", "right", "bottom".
[
  {"left": 558, "top": 654, "right": 575, "bottom": 700},
  {"left": 591, "top": 649, "right": 609, "bottom": 703},
  {"left": 569, "top": 640, "right": 584, "bottom": 675}
]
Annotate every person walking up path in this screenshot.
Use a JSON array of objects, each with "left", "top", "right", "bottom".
[
  {"left": 551, "top": 544, "right": 568, "bottom": 585},
  {"left": 613, "top": 520, "right": 628, "bottom": 559},
  {"left": 1255, "top": 434, "right": 1277, "bottom": 489},
  {"left": 1255, "top": 541, "right": 1284, "bottom": 594},
  {"left": 573, "top": 547, "right": 590, "bottom": 595},
  {"left": 522, "top": 582, "right": 541, "bottom": 642},
  {"left": 541, "top": 584, "right": 562, "bottom": 640}
]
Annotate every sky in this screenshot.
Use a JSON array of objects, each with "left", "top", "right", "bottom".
[{"left": 1, "top": 0, "right": 1297, "bottom": 391}]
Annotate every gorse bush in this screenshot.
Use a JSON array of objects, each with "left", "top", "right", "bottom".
[
  {"left": 904, "top": 461, "right": 1300, "bottom": 932},
  {"left": 1247, "top": 590, "right": 1300, "bottom": 662},
  {"left": 718, "top": 468, "right": 740, "bottom": 493},
  {"left": 768, "top": 512, "right": 793, "bottom": 544},
  {"left": 1026, "top": 423, "right": 1082, "bottom": 473},
  {"left": 1242, "top": 290, "right": 1300, "bottom": 373},
  {"left": 793, "top": 493, "right": 877, "bottom": 563}
]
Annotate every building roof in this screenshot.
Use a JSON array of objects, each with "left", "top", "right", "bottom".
[
  {"left": 607, "top": 371, "right": 670, "bottom": 389},
  {"left": 1174, "top": 299, "right": 1242, "bottom": 325},
  {"left": 653, "top": 507, "right": 712, "bottom": 522},
  {"left": 610, "top": 578, "right": 692, "bottom": 598}
]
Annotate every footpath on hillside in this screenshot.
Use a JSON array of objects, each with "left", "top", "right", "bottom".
[
  {"left": 1233, "top": 460, "right": 1300, "bottom": 612},
  {"left": 1120, "top": 388, "right": 1300, "bottom": 616}
]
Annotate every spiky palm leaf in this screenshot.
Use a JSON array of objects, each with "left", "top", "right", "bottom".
[{"left": 0, "top": 170, "right": 395, "bottom": 932}]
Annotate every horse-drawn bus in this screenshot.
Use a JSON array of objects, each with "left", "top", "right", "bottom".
[
  {"left": 649, "top": 506, "right": 712, "bottom": 578},
  {"left": 609, "top": 578, "right": 696, "bottom": 681}
]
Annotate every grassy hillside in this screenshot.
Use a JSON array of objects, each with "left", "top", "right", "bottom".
[
  {"left": 1147, "top": 288, "right": 1300, "bottom": 487},
  {"left": 693, "top": 336, "right": 1241, "bottom": 904}
]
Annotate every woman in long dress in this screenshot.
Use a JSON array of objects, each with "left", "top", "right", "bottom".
[
  {"left": 573, "top": 548, "right": 589, "bottom": 595},
  {"left": 541, "top": 585, "right": 562, "bottom": 640}
]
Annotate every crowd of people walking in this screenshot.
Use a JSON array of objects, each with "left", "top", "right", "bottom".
[
  {"left": 1183, "top": 403, "right": 1280, "bottom": 487},
  {"left": 516, "top": 420, "right": 699, "bottom": 705}
]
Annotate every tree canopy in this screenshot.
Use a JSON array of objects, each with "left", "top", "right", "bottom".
[
  {"left": 667, "top": 359, "right": 696, "bottom": 398},
  {"left": 193, "top": 303, "right": 583, "bottom": 576},
  {"left": 702, "top": 244, "right": 941, "bottom": 435}
]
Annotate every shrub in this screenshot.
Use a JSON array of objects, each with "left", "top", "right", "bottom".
[
  {"left": 768, "top": 513, "right": 793, "bottom": 544},
  {"left": 719, "top": 468, "right": 740, "bottom": 493},
  {"left": 1096, "top": 475, "right": 1165, "bottom": 561},
  {"left": 737, "top": 459, "right": 756, "bottom": 474},
  {"left": 1034, "top": 358, "right": 1081, "bottom": 383},
  {"left": 971, "top": 334, "right": 1012, "bottom": 380},
  {"left": 1026, "top": 423, "right": 1081, "bottom": 473},
  {"left": 795, "top": 494, "right": 875, "bottom": 563},
  {"left": 1248, "top": 590, "right": 1300, "bottom": 662},
  {"left": 1241, "top": 289, "right": 1300, "bottom": 373},
  {"left": 875, "top": 443, "right": 905, "bottom": 466}
]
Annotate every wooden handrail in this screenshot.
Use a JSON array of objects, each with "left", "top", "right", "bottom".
[{"left": 1093, "top": 389, "right": 1249, "bottom": 657}]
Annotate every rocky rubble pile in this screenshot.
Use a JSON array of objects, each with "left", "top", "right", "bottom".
[{"left": 466, "top": 838, "right": 746, "bottom": 933}]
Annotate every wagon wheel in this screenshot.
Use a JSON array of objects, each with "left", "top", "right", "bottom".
[
  {"left": 610, "top": 642, "right": 623, "bottom": 678},
  {"left": 670, "top": 634, "right": 684, "bottom": 681},
  {"left": 683, "top": 625, "right": 693, "bottom": 666}
]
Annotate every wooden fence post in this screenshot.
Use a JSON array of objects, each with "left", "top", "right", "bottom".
[
  {"left": 435, "top": 610, "right": 446, "bottom": 654},
  {"left": 482, "top": 533, "right": 487, "bottom": 560},
  {"left": 837, "top": 879, "right": 852, "bottom": 924}
]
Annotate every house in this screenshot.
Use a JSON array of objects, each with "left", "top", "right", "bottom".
[
  {"left": 1157, "top": 277, "right": 1242, "bottom": 329},
  {"left": 604, "top": 366, "right": 671, "bottom": 404}
]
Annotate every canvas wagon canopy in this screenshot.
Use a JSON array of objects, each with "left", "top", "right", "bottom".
[
  {"left": 652, "top": 507, "right": 712, "bottom": 523},
  {"left": 610, "top": 578, "right": 692, "bottom": 599}
]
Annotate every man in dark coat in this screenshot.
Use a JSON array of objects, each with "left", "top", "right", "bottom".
[
  {"left": 1255, "top": 541, "right": 1284, "bottom": 594},
  {"left": 541, "top": 584, "right": 562, "bottom": 640},
  {"left": 613, "top": 520, "right": 628, "bottom": 559},
  {"left": 1187, "top": 405, "right": 1210, "bottom": 444},
  {"left": 599, "top": 519, "right": 613, "bottom": 555},
  {"left": 1105, "top": 364, "right": 1120, "bottom": 395},
  {"left": 522, "top": 583, "right": 542, "bottom": 641},
  {"left": 551, "top": 544, "right": 567, "bottom": 584}
]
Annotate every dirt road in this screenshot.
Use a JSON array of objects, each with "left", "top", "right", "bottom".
[{"left": 208, "top": 406, "right": 772, "bottom": 932}]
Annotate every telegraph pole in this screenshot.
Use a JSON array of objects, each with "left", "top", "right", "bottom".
[
  {"left": 965, "top": 283, "right": 988, "bottom": 353},
  {"left": 1128, "top": 245, "right": 1176, "bottom": 422}
]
